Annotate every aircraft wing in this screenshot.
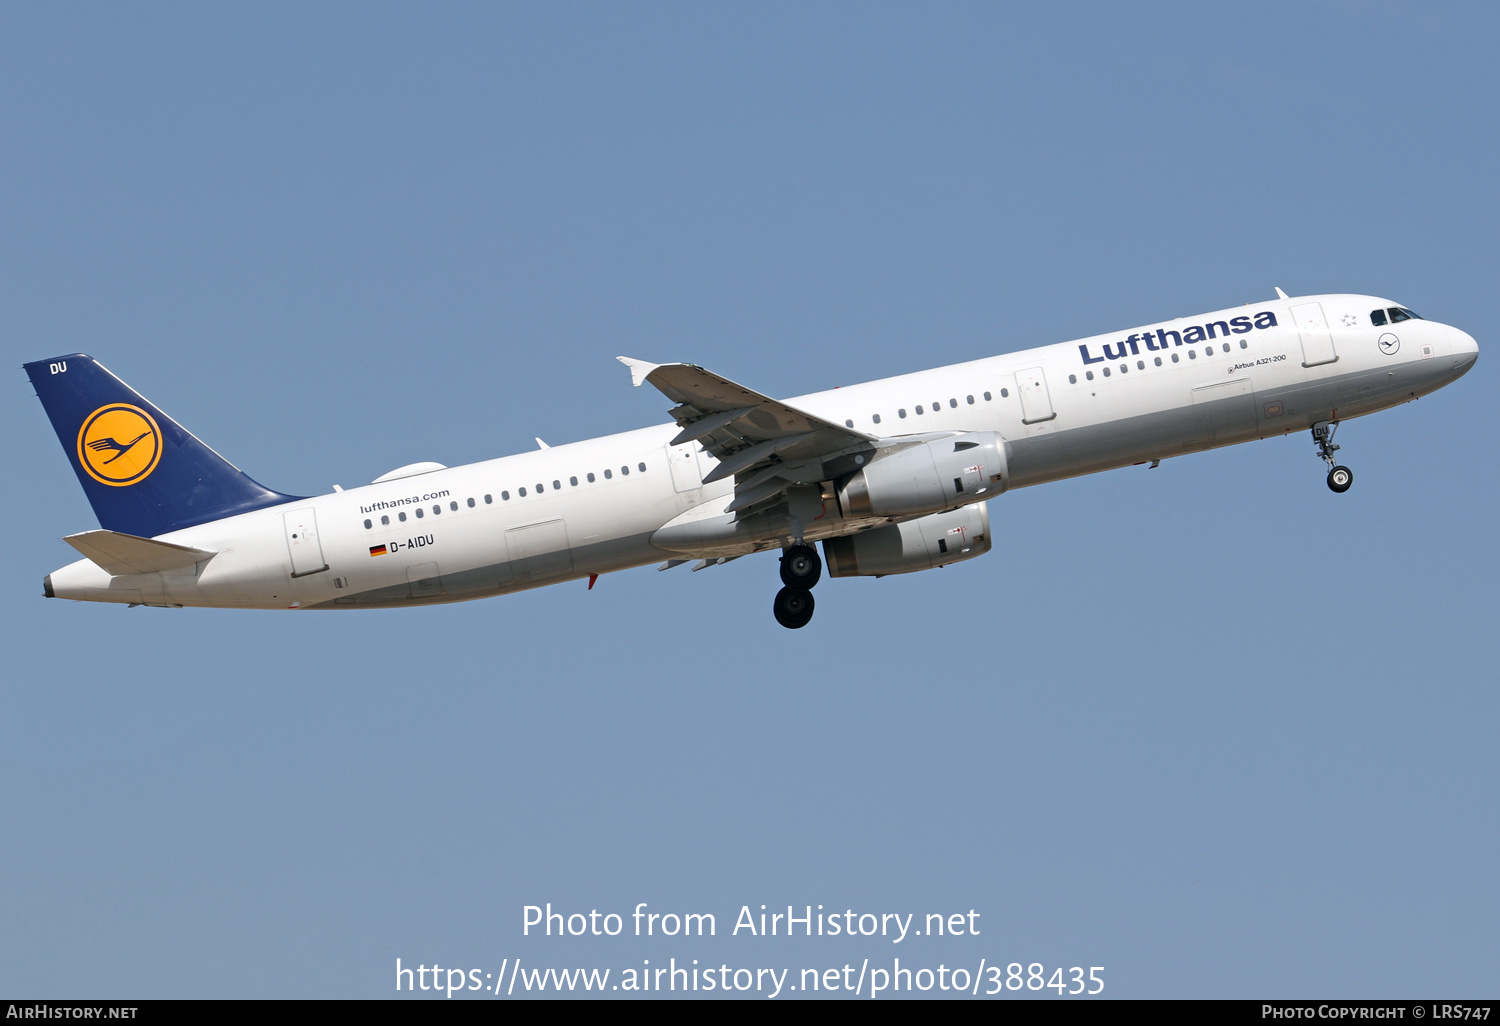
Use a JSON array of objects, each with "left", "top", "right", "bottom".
[{"left": 619, "top": 357, "right": 874, "bottom": 511}]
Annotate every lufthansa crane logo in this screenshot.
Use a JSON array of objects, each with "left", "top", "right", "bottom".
[{"left": 77, "top": 404, "right": 162, "bottom": 486}]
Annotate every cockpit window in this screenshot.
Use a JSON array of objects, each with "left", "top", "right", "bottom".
[
  {"left": 1370, "top": 309, "right": 1387, "bottom": 326},
  {"left": 1388, "top": 307, "right": 1411, "bottom": 323}
]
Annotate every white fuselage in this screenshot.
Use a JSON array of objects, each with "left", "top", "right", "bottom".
[{"left": 46, "top": 294, "right": 1479, "bottom": 609}]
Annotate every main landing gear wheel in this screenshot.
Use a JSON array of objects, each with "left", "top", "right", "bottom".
[
  {"left": 779, "top": 544, "right": 822, "bottom": 589},
  {"left": 1327, "top": 465, "right": 1353, "bottom": 493},
  {"left": 773, "top": 586, "right": 815, "bottom": 629}
]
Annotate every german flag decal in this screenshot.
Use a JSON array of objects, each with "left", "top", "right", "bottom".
[{"left": 369, "top": 544, "right": 388, "bottom": 557}]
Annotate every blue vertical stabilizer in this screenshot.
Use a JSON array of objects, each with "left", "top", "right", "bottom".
[{"left": 25, "top": 354, "right": 303, "bottom": 538}]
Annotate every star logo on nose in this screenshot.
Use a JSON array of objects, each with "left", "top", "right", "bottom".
[{"left": 1341, "top": 313, "right": 1358, "bottom": 327}]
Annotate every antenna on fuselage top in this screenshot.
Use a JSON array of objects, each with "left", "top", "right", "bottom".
[{"left": 1274, "top": 286, "right": 1290, "bottom": 300}]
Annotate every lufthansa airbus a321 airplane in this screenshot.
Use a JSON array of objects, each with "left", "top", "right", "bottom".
[{"left": 27, "top": 290, "right": 1478, "bottom": 628}]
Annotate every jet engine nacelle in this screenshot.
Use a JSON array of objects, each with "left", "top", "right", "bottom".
[
  {"left": 837, "top": 431, "right": 1007, "bottom": 519},
  {"left": 823, "top": 502, "right": 991, "bottom": 578}
]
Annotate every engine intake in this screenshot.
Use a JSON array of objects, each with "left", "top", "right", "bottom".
[
  {"left": 838, "top": 431, "right": 1007, "bottom": 520},
  {"left": 823, "top": 502, "right": 991, "bottom": 577}
]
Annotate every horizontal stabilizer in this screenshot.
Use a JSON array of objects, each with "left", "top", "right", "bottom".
[
  {"left": 63, "top": 530, "right": 216, "bottom": 576},
  {"left": 372, "top": 462, "right": 447, "bottom": 484}
]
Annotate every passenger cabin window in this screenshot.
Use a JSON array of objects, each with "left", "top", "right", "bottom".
[
  {"left": 467, "top": 497, "right": 475, "bottom": 507},
  {"left": 604, "top": 469, "right": 612, "bottom": 479},
  {"left": 966, "top": 395, "right": 974, "bottom": 404},
  {"left": 638, "top": 462, "right": 646, "bottom": 473},
  {"left": 1069, "top": 374, "right": 1077, "bottom": 384},
  {"left": 415, "top": 507, "right": 424, "bottom": 518},
  {"left": 570, "top": 476, "right": 578, "bottom": 486},
  {"left": 363, "top": 519, "right": 372, "bottom": 529},
  {"left": 450, "top": 501, "right": 458, "bottom": 511},
  {"left": 553, "top": 480, "right": 561, "bottom": 490},
  {"left": 872, "top": 414, "right": 881, "bottom": 424},
  {"left": 485, "top": 494, "right": 493, "bottom": 503},
  {"left": 587, "top": 473, "right": 596, "bottom": 482},
  {"left": 399, "top": 512, "right": 407, "bottom": 522},
  {"left": 381, "top": 515, "right": 390, "bottom": 525}
]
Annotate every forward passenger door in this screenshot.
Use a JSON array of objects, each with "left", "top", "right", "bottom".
[{"left": 1291, "top": 302, "right": 1338, "bottom": 367}]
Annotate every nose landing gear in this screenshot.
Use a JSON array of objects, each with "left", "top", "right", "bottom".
[
  {"left": 774, "top": 544, "right": 821, "bottom": 628},
  {"left": 1313, "top": 421, "right": 1353, "bottom": 493}
]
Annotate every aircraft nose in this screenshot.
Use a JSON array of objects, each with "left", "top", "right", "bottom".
[{"left": 1449, "top": 326, "right": 1479, "bottom": 379}]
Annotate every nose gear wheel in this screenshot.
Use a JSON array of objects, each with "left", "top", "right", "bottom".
[{"left": 1312, "top": 422, "right": 1352, "bottom": 493}]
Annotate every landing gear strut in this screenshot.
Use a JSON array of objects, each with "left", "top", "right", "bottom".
[
  {"left": 774, "top": 544, "right": 822, "bottom": 628},
  {"left": 1313, "top": 421, "right": 1353, "bottom": 494}
]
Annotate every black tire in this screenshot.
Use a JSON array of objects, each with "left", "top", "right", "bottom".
[
  {"left": 1327, "top": 465, "right": 1353, "bottom": 493},
  {"left": 779, "top": 544, "right": 822, "bottom": 589},
  {"left": 773, "top": 586, "right": 815, "bottom": 629}
]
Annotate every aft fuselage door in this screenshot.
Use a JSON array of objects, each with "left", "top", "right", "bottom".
[
  {"left": 407, "top": 561, "right": 442, "bottom": 597},
  {"left": 1291, "top": 301, "right": 1339, "bottom": 367},
  {"left": 505, "top": 519, "right": 574, "bottom": 584},
  {"left": 282, "top": 508, "right": 328, "bottom": 578},
  {"left": 1015, "top": 367, "right": 1056, "bottom": 424}
]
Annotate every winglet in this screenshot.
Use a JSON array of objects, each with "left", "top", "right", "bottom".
[
  {"left": 1274, "top": 286, "right": 1290, "bottom": 300},
  {"left": 616, "top": 356, "right": 660, "bottom": 387}
]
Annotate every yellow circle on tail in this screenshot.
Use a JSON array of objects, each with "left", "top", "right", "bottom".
[{"left": 77, "top": 404, "right": 162, "bottom": 486}]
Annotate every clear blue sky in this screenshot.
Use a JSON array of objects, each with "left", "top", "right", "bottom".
[{"left": 3, "top": 2, "right": 1496, "bottom": 998}]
